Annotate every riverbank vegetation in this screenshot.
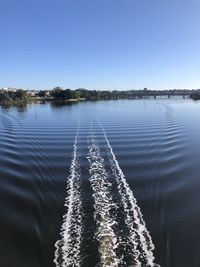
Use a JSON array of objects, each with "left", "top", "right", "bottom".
[
  {"left": 0, "top": 87, "right": 199, "bottom": 106},
  {"left": 0, "top": 90, "right": 28, "bottom": 106}
]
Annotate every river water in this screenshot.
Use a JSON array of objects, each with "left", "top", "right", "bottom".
[{"left": 0, "top": 99, "right": 200, "bottom": 267}]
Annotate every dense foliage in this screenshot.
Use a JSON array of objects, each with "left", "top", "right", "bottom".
[
  {"left": 50, "top": 88, "right": 155, "bottom": 100},
  {"left": 0, "top": 90, "right": 27, "bottom": 105},
  {"left": 50, "top": 88, "right": 194, "bottom": 101}
]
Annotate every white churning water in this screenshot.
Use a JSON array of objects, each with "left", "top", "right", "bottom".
[
  {"left": 87, "top": 130, "right": 120, "bottom": 267},
  {"left": 54, "top": 122, "right": 160, "bottom": 267},
  {"left": 100, "top": 122, "right": 160, "bottom": 267},
  {"left": 54, "top": 131, "right": 82, "bottom": 267}
]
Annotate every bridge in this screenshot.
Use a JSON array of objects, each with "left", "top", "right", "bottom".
[{"left": 120, "top": 89, "right": 193, "bottom": 99}]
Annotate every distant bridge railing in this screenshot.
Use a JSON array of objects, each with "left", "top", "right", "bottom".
[{"left": 112, "top": 90, "right": 194, "bottom": 99}]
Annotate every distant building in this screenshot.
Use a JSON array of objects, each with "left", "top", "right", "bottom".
[
  {"left": 27, "top": 90, "right": 38, "bottom": 97},
  {"left": 7, "top": 87, "right": 17, "bottom": 92},
  {"left": 143, "top": 87, "right": 148, "bottom": 91},
  {"left": 44, "top": 91, "right": 50, "bottom": 96}
]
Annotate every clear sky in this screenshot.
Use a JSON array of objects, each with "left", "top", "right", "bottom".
[{"left": 0, "top": 0, "right": 200, "bottom": 90}]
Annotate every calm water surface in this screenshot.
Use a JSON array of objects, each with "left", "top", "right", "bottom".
[{"left": 0, "top": 99, "right": 200, "bottom": 267}]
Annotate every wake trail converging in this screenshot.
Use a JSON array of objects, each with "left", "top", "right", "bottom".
[
  {"left": 54, "top": 121, "right": 160, "bottom": 267},
  {"left": 87, "top": 130, "right": 120, "bottom": 267},
  {"left": 54, "top": 130, "right": 82, "bottom": 267},
  {"left": 98, "top": 122, "right": 160, "bottom": 267}
]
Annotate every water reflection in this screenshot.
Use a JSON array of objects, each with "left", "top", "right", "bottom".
[{"left": 50, "top": 100, "right": 79, "bottom": 108}]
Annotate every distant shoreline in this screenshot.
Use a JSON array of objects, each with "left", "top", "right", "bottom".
[{"left": 1, "top": 88, "right": 200, "bottom": 107}]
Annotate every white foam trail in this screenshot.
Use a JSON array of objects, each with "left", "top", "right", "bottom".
[
  {"left": 54, "top": 131, "right": 82, "bottom": 267},
  {"left": 99, "top": 124, "right": 160, "bottom": 267},
  {"left": 87, "top": 132, "right": 120, "bottom": 267}
]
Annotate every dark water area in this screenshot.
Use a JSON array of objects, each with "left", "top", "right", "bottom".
[{"left": 0, "top": 99, "right": 200, "bottom": 267}]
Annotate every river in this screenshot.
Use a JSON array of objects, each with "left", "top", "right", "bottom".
[{"left": 0, "top": 99, "right": 200, "bottom": 267}]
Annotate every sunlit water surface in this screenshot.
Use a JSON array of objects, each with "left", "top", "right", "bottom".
[{"left": 0, "top": 99, "right": 200, "bottom": 267}]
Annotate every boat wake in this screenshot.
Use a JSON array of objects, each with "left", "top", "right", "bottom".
[
  {"left": 54, "top": 130, "right": 82, "bottom": 267},
  {"left": 100, "top": 123, "right": 160, "bottom": 267},
  {"left": 87, "top": 131, "right": 120, "bottom": 267},
  {"left": 54, "top": 123, "right": 160, "bottom": 267}
]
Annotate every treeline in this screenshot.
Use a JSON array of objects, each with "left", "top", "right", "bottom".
[
  {"left": 0, "top": 90, "right": 27, "bottom": 105},
  {"left": 50, "top": 88, "right": 146, "bottom": 100},
  {"left": 51, "top": 88, "right": 200, "bottom": 101},
  {"left": 1, "top": 87, "right": 199, "bottom": 105}
]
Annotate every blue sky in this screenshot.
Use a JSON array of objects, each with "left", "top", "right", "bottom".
[{"left": 0, "top": 0, "right": 200, "bottom": 90}]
